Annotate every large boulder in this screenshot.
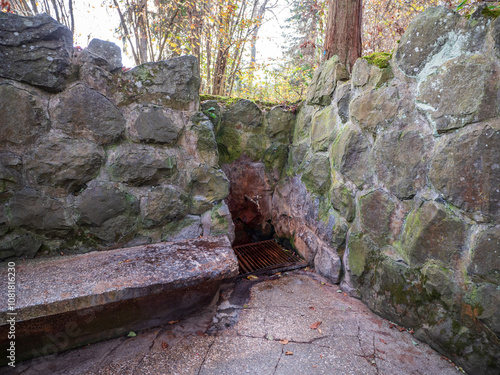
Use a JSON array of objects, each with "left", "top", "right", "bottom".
[
  {"left": 107, "top": 144, "right": 177, "bottom": 186},
  {"left": 76, "top": 183, "right": 137, "bottom": 227},
  {"left": 0, "top": 13, "right": 73, "bottom": 92},
  {"left": 310, "top": 104, "right": 339, "bottom": 152},
  {"left": 417, "top": 55, "right": 499, "bottom": 132},
  {"left": 266, "top": 106, "right": 294, "bottom": 144},
  {"left": 190, "top": 165, "right": 229, "bottom": 213},
  {"left": 306, "top": 56, "right": 348, "bottom": 106},
  {"left": 314, "top": 242, "right": 342, "bottom": 284},
  {"left": 350, "top": 85, "right": 399, "bottom": 135},
  {"left": 221, "top": 99, "right": 263, "bottom": 128},
  {"left": 330, "top": 125, "right": 373, "bottom": 188},
  {"left": 216, "top": 100, "right": 267, "bottom": 164},
  {"left": 401, "top": 200, "right": 468, "bottom": 268},
  {"left": 0, "top": 230, "right": 42, "bottom": 261},
  {"left": 121, "top": 55, "right": 200, "bottom": 110},
  {"left": 0, "top": 152, "right": 22, "bottom": 200},
  {"left": 0, "top": 83, "right": 50, "bottom": 148},
  {"left": 189, "top": 113, "right": 219, "bottom": 167},
  {"left": 84, "top": 38, "right": 122, "bottom": 72},
  {"left": 467, "top": 225, "right": 500, "bottom": 284},
  {"left": 301, "top": 152, "right": 331, "bottom": 195},
  {"left": 429, "top": 122, "right": 500, "bottom": 222},
  {"left": 52, "top": 84, "right": 125, "bottom": 145},
  {"left": 140, "top": 185, "right": 188, "bottom": 228},
  {"left": 162, "top": 215, "right": 203, "bottom": 242},
  {"left": 358, "top": 190, "right": 398, "bottom": 247},
  {"left": 129, "top": 106, "right": 184, "bottom": 145},
  {"left": 394, "top": 7, "right": 460, "bottom": 77},
  {"left": 372, "top": 130, "right": 433, "bottom": 199},
  {"left": 7, "top": 188, "right": 75, "bottom": 232},
  {"left": 24, "top": 133, "right": 104, "bottom": 193}
]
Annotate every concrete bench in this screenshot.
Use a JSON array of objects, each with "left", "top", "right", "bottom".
[{"left": 0, "top": 235, "right": 238, "bottom": 365}]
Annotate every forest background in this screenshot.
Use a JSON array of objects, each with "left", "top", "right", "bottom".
[{"left": 2, "top": 0, "right": 491, "bottom": 103}]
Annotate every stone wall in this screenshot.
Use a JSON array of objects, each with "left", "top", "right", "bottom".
[
  {"left": 272, "top": 6, "right": 499, "bottom": 374},
  {"left": 1, "top": 7, "right": 500, "bottom": 374},
  {"left": 0, "top": 13, "right": 233, "bottom": 260}
]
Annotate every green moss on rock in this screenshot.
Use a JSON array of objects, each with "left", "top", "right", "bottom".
[
  {"left": 482, "top": 6, "right": 500, "bottom": 19},
  {"left": 263, "top": 144, "right": 289, "bottom": 176},
  {"left": 216, "top": 126, "right": 242, "bottom": 164},
  {"left": 363, "top": 52, "right": 392, "bottom": 69}
]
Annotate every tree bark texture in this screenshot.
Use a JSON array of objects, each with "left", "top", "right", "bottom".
[{"left": 324, "top": 0, "right": 362, "bottom": 71}]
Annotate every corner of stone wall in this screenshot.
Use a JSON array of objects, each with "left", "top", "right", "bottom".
[{"left": 0, "top": 12, "right": 233, "bottom": 260}]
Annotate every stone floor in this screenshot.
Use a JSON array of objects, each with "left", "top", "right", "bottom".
[{"left": 4, "top": 270, "right": 464, "bottom": 375}]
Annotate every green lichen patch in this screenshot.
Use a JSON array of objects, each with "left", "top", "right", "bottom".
[{"left": 363, "top": 52, "right": 393, "bottom": 69}]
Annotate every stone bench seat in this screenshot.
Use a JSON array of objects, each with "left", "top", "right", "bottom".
[{"left": 0, "top": 235, "right": 238, "bottom": 364}]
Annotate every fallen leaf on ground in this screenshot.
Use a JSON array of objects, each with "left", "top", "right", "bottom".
[
  {"left": 398, "top": 327, "right": 406, "bottom": 332},
  {"left": 309, "top": 306, "right": 316, "bottom": 310},
  {"left": 408, "top": 328, "right": 414, "bottom": 334},
  {"left": 247, "top": 275, "right": 258, "bottom": 280},
  {"left": 310, "top": 321, "right": 322, "bottom": 329},
  {"left": 125, "top": 259, "right": 131, "bottom": 263},
  {"left": 168, "top": 320, "right": 179, "bottom": 325},
  {"left": 280, "top": 339, "right": 289, "bottom": 345},
  {"left": 318, "top": 328, "right": 322, "bottom": 333},
  {"left": 312, "top": 365, "right": 317, "bottom": 368},
  {"left": 412, "top": 340, "right": 419, "bottom": 346},
  {"left": 243, "top": 304, "right": 249, "bottom": 308},
  {"left": 285, "top": 351, "right": 293, "bottom": 355},
  {"left": 380, "top": 339, "right": 387, "bottom": 344},
  {"left": 337, "top": 290, "right": 342, "bottom": 293},
  {"left": 127, "top": 331, "right": 137, "bottom": 337},
  {"left": 266, "top": 334, "right": 274, "bottom": 340},
  {"left": 161, "top": 342, "right": 168, "bottom": 350}
]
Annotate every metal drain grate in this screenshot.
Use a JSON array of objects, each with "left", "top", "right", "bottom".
[{"left": 233, "top": 240, "right": 308, "bottom": 275}]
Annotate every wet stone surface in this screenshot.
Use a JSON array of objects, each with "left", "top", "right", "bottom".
[
  {"left": 0, "top": 235, "right": 238, "bottom": 322},
  {"left": 5, "top": 271, "right": 464, "bottom": 375}
]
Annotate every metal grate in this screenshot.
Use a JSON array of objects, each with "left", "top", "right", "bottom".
[{"left": 233, "top": 240, "right": 308, "bottom": 275}]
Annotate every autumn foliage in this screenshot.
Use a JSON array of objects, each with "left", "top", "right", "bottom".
[{"left": 4, "top": 0, "right": 492, "bottom": 102}]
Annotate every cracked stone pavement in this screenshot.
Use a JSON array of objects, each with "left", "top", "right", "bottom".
[{"left": 5, "top": 270, "right": 463, "bottom": 375}]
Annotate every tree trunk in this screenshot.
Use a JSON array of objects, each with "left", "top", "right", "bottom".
[
  {"left": 212, "top": 46, "right": 228, "bottom": 96},
  {"left": 323, "top": 0, "right": 362, "bottom": 71},
  {"left": 136, "top": 0, "right": 149, "bottom": 64},
  {"left": 250, "top": 0, "right": 268, "bottom": 67}
]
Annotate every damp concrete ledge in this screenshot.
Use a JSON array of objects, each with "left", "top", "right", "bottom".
[{"left": 0, "top": 235, "right": 238, "bottom": 364}]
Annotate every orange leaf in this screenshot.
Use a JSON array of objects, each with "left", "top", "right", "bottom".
[
  {"left": 279, "top": 339, "right": 289, "bottom": 345},
  {"left": 310, "top": 321, "right": 322, "bottom": 329},
  {"left": 285, "top": 351, "right": 293, "bottom": 355},
  {"left": 168, "top": 320, "right": 179, "bottom": 325},
  {"left": 309, "top": 306, "right": 316, "bottom": 310},
  {"left": 380, "top": 339, "right": 387, "bottom": 344},
  {"left": 161, "top": 342, "right": 168, "bottom": 350}
]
